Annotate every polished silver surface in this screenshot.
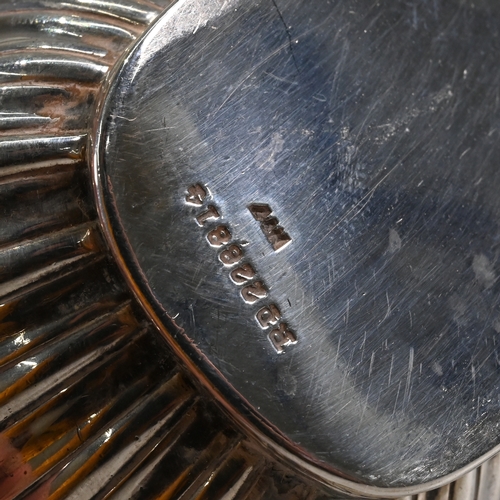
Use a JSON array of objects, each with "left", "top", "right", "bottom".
[
  {"left": 94, "top": 0, "right": 500, "bottom": 493},
  {"left": 1, "top": 0, "right": 500, "bottom": 498},
  {"left": 0, "top": 1, "right": 336, "bottom": 499}
]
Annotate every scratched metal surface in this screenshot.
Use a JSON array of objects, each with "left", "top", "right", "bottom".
[
  {"left": 94, "top": 0, "right": 500, "bottom": 489},
  {"left": 0, "top": 0, "right": 340, "bottom": 498}
]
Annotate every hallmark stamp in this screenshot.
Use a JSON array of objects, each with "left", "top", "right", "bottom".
[
  {"left": 185, "top": 183, "right": 207, "bottom": 206},
  {"left": 184, "top": 183, "right": 297, "bottom": 354},
  {"left": 248, "top": 203, "right": 291, "bottom": 252}
]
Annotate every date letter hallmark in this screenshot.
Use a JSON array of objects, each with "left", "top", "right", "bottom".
[
  {"left": 185, "top": 183, "right": 297, "bottom": 354},
  {"left": 248, "top": 203, "right": 291, "bottom": 252}
]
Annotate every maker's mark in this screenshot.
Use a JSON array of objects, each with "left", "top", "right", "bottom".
[
  {"left": 184, "top": 183, "right": 297, "bottom": 354},
  {"left": 248, "top": 203, "right": 292, "bottom": 252}
]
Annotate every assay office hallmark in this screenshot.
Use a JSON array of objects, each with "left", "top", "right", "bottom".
[{"left": 185, "top": 183, "right": 297, "bottom": 353}]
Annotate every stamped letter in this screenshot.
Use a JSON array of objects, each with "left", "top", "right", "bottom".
[
  {"left": 248, "top": 203, "right": 273, "bottom": 221},
  {"left": 186, "top": 183, "right": 207, "bottom": 206},
  {"left": 196, "top": 205, "right": 220, "bottom": 226},
  {"left": 269, "top": 323, "right": 297, "bottom": 353},
  {"left": 219, "top": 244, "right": 244, "bottom": 266},
  {"left": 256, "top": 304, "right": 281, "bottom": 328},
  {"left": 207, "top": 225, "right": 232, "bottom": 247},
  {"left": 230, "top": 263, "right": 256, "bottom": 284},
  {"left": 241, "top": 281, "right": 267, "bottom": 303},
  {"left": 267, "top": 227, "right": 292, "bottom": 251}
]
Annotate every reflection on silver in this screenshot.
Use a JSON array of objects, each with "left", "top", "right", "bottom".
[
  {"left": 0, "top": 11, "right": 136, "bottom": 40},
  {"left": 0, "top": 0, "right": 499, "bottom": 499},
  {"left": 0, "top": 52, "right": 109, "bottom": 82},
  {"left": 93, "top": 0, "right": 500, "bottom": 494}
]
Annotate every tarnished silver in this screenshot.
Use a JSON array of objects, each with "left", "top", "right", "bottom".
[{"left": 1, "top": 0, "right": 500, "bottom": 499}]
